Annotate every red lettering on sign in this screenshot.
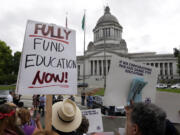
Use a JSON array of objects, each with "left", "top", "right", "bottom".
[
  {"left": 32, "top": 70, "right": 68, "bottom": 85},
  {"left": 34, "top": 24, "right": 71, "bottom": 40}
]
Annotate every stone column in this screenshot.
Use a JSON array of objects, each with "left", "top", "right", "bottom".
[
  {"left": 94, "top": 60, "right": 97, "bottom": 75},
  {"left": 162, "top": 63, "right": 165, "bottom": 77},
  {"left": 99, "top": 60, "right": 102, "bottom": 76},
  {"left": 101, "top": 60, "right": 104, "bottom": 76},
  {"left": 110, "top": 27, "right": 114, "bottom": 37},
  {"left": 93, "top": 60, "right": 95, "bottom": 75},
  {"left": 91, "top": 60, "right": 93, "bottom": 76},
  {"left": 100, "top": 29, "right": 103, "bottom": 38},
  {"left": 106, "top": 60, "right": 108, "bottom": 75},
  {"left": 97, "top": 60, "right": 99, "bottom": 76},
  {"left": 166, "top": 63, "right": 169, "bottom": 76},
  {"left": 160, "top": 63, "right": 163, "bottom": 79}
]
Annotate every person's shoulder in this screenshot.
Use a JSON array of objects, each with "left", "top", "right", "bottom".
[{"left": 22, "top": 124, "right": 36, "bottom": 134}]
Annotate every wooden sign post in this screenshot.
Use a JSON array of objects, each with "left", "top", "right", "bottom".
[{"left": 45, "top": 95, "right": 52, "bottom": 130}]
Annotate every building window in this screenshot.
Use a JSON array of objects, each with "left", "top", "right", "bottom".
[
  {"left": 103, "top": 28, "right": 110, "bottom": 37},
  {"left": 95, "top": 60, "right": 97, "bottom": 75},
  {"left": 108, "top": 60, "right": 111, "bottom": 72},
  {"left": 160, "top": 70, "right": 163, "bottom": 75},
  {"left": 165, "top": 63, "right": 168, "bottom": 75},
  {"left": 151, "top": 63, "right": 154, "bottom": 66},
  {"left": 160, "top": 63, "right": 163, "bottom": 68},
  {"left": 99, "top": 60, "right": 102, "bottom": 75},
  {"left": 103, "top": 60, "right": 106, "bottom": 76},
  {"left": 160, "top": 63, "right": 163, "bottom": 75},
  {"left": 107, "top": 28, "right": 110, "bottom": 37},
  {"left": 78, "top": 65, "right": 80, "bottom": 78},
  {"left": 155, "top": 63, "right": 158, "bottom": 67},
  {"left": 114, "top": 29, "right": 118, "bottom": 38},
  {"left": 96, "top": 30, "right": 99, "bottom": 40},
  {"left": 91, "top": 61, "right": 93, "bottom": 75},
  {"left": 169, "top": 63, "right": 173, "bottom": 75}
]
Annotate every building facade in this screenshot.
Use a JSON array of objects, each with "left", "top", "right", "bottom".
[{"left": 77, "top": 6, "right": 179, "bottom": 88}]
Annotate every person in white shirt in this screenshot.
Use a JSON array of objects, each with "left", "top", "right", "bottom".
[{"left": 7, "top": 91, "right": 13, "bottom": 102}]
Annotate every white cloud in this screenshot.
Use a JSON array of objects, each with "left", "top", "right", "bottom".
[{"left": 0, "top": 0, "right": 180, "bottom": 55}]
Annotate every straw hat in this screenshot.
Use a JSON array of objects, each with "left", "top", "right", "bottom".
[{"left": 52, "top": 99, "right": 82, "bottom": 132}]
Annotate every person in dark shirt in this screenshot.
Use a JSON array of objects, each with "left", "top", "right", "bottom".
[
  {"left": 125, "top": 103, "right": 166, "bottom": 135},
  {"left": 81, "top": 92, "right": 86, "bottom": 106}
]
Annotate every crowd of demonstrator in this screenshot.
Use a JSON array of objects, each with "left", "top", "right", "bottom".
[{"left": 0, "top": 93, "right": 179, "bottom": 135}]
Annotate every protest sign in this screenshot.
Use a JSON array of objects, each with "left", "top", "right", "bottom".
[
  {"left": 104, "top": 56, "right": 159, "bottom": 106},
  {"left": 16, "top": 20, "right": 77, "bottom": 95},
  {"left": 118, "top": 128, "right": 125, "bottom": 135},
  {"left": 82, "top": 109, "right": 103, "bottom": 133}
]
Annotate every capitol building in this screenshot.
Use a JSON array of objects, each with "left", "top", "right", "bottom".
[{"left": 77, "top": 6, "right": 179, "bottom": 88}]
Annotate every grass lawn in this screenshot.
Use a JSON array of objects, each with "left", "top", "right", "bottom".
[
  {"left": 93, "top": 88, "right": 105, "bottom": 96},
  {"left": 0, "top": 85, "right": 16, "bottom": 90},
  {"left": 0, "top": 86, "right": 179, "bottom": 94},
  {"left": 92, "top": 88, "right": 180, "bottom": 96},
  {"left": 157, "top": 88, "right": 180, "bottom": 93}
]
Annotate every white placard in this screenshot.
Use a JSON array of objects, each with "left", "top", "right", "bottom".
[
  {"left": 16, "top": 20, "right": 77, "bottom": 95},
  {"left": 104, "top": 56, "right": 159, "bottom": 106},
  {"left": 118, "top": 128, "right": 125, "bottom": 135},
  {"left": 82, "top": 109, "right": 103, "bottom": 133}
]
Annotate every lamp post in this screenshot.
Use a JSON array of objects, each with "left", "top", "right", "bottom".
[
  {"left": 103, "top": 30, "right": 106, "bottom": 89},
  {"left": 83, "top": 14, "right": 86, "bottom": 92}
]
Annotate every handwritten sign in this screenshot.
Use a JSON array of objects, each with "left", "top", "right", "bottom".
[
  {"left": 104, "top": 56, "right": 159, "bottom": 106},
  {"left": 82, "top": 109, "right": 103, "bottom": 133},
  {"left": 16, "top": 20, "right": 77, "bottom": 95}
]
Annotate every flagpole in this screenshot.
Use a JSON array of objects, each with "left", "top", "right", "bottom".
[
  {"left": 65, "top": 12, "right": 68, "bottom": 28},
  {"left": 83, "top": 10, "right": 86, "bottom": 92}
]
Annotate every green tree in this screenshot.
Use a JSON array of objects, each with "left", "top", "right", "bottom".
[
  {"left": 13, "top": 51, "right": 21, "bottom": 74},
  {"left": 0, "top": 40, "right": 13, "bottom": 84},
  {"left": 173, "top": 48, "right": 180, "bottom": 76}
]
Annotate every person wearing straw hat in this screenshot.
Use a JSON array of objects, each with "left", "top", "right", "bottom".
[{"left": 52, "top": 99, "right": 82, "bottom": 135}]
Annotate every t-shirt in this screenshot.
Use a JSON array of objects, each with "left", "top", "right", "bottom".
[
  {"left": 39, "top": 96, "right": 46, "bottom": 106},
  {"left": 7, "top": 94, "right": 13, "bottom": 102},
  {"left": 22, "top": 124, "right": 36, "bottom": 135}
]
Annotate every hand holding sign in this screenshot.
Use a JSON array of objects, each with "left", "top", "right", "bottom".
[{"left": 127, "top": 77, "right": 147, "bottom": 105}]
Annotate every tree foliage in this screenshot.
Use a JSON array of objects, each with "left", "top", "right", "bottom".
[
  {"left": 0, "top": 40, "right": 13, "bottom": 75},
  {"left": 0, "top": 40, "right": 21, "bottom": 84},
  {"left": 173, "top": 48, "right": 180, "bottom": 76},
  {"left": 13, "top": 51, "right": 21, "bottom": 74}
]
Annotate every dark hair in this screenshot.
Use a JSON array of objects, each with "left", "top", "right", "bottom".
[
  {"left": 0, "top": 104, "right": 24, "bottom": 135},
  {"left": 52, "top": 125, "right": 76, "bottom": 135},
  {"left": 18, "top": 102, "right": 24, "bottom": 108},
  {"left": 165, "top": 119, "right": 179, "bottom": 135},
  {"left": 76, "top": 115, "right": 89, "bottom": 135},
  {"left": 130, "top": 103, "right": 166, "bottom": 135},
  {"left": 18, "top": 108, "right": 31, "bottom": 125}
]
